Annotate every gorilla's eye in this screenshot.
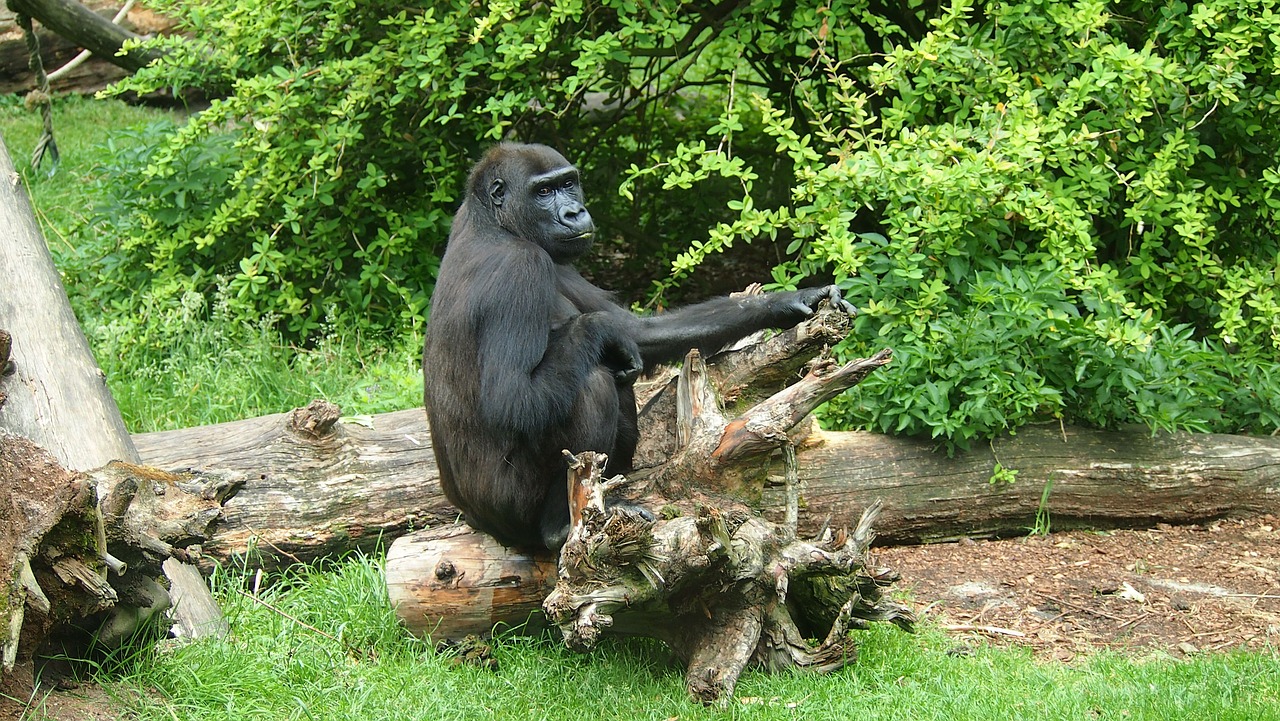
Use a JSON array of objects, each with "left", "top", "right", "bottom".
[
  {"left": 537, "top": 186, "right": 553, "bottom": 197},
  {"left": 562, "top": 179, "right": 576, "bottom": 189}
]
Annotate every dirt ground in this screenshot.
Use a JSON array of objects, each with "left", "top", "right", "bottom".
[
  {"left": 876, "top": 514, "right": 1280, "bottom": 660},
  {"left": 1, "top": 682, "right": 128, "bottom": 721},
  {"left": 7, "top": 515, "right": 1278, "bottom": 719}
]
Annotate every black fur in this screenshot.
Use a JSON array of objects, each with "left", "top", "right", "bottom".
[{"left": 423, "top": 143, "right": 855, "bottom": 550}]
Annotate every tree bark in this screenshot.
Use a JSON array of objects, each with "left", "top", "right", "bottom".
[
  {"left": 133, "top": 401, "right": 456, "bottom": 570},
  {"left": 133, "top": 407, "right": 1280, "bottom": 570},
  {"left": 0, "top": 134, "right": 229, "bottom": 699},
  {"left": 0, "top": 3, "right": 175, "bottom": 94},
  {"left": 0, "top": 130, "right": 138, "bottom": 471},
  {"left": 5, "top": 0, "right": 161, "bottom": 72}
]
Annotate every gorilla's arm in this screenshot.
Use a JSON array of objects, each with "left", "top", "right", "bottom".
[
  {"left": 474, "top": 250, "right": 639, "bottom": 437},
  {"left": 623, "top": 285, "right": 855, "bottom": 368}
]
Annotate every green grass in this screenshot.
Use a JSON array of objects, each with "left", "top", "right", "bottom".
[
  {"left": 4, "top": 96, "right": 1279, "bottom": 721},
  {"left": 94, "top": 305, "right": 425, "bottom": 432},
  {"left": 0, "top": 93, "right": 172, "bottom": 250},
  {"left": 37, "top": 556, "right": 1270, "bottom": 721}
]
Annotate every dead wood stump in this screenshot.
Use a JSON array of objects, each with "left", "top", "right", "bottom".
[
  {"left": 386, "top": 304, "right": 916, "bottom": 703},
  {"left": 0, "top": 432, "right": 239, "bottom": 696},
  {"left": 545, "top": 451, "right": 914, "bottom": 703}
]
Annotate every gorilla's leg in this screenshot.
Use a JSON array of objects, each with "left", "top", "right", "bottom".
[{"left": 539, "top": 369, "right": 626, "bottom": 549}]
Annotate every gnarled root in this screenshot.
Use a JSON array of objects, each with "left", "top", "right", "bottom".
[{"left": 544, "top": 452, "right": 915, "bottom": 704}]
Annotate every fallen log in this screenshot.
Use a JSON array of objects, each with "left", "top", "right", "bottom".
[
  {"left": 134, "top": 400, "right": 458, "bottom": 570},
  {"left": 5, "top": 0, "right": 161, "bottom": 73},
  {"left": 134, "top": 405, "right": 1280, "bottom": 570},
  {"left": 384, "top": 525, "right": 555, "bottom": 639},
  {"left": 0, "top": 2, "right": 174, "bottom": 94}
]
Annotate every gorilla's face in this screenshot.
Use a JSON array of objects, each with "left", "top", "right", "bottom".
[{"left": 482, "top": 144, "right": 595, "bottom": 263}]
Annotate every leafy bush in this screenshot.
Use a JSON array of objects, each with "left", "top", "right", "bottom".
[
  {"left": 100, "top": 0, "right": 1280, "bottom": 446},
  {"left": 630, "top": 0, "right": 1280, "bottom": 448},
  {"left": 105, "top": 0, "right": 773, "bottom": 336}
]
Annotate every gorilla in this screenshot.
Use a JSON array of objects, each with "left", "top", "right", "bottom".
[{"left": 423, "top": 143, "right": 855, "bottom": 550}]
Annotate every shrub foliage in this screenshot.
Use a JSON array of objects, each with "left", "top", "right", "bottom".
[{"left": 100, "top": 0, "right": 1280, "bottom": 446}]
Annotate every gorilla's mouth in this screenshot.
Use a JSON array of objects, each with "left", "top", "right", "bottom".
[{"left": 567, "top": 231, "right": 594, "bottom": 241}]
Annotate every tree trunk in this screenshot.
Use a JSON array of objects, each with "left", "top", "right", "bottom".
[
  {"left": 0, "top": 3, "right": 176, "bottom": 94},
  {"left": 0, "top": 134, "right": 229, "bottom": 700},
  {"left": 133, "top": 406, "right": 1280, "bottom": 570},
  {"left": 0, "top": 135, "right": 138, "bottom": 469},
  {"left": 5, "top": 0, "right": 160, "bottom": 72}
]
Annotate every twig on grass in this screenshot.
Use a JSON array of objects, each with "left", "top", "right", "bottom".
[{"left": 940, "top": 623, "right": 1026, "bottom": 638}]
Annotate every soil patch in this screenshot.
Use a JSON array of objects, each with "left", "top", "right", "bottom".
[
  {"left": 875, "top": 515, "right": 1280, "bottom": 661},
  {"left": 1, "top": 678, "right": 131, "bottom": 721}
]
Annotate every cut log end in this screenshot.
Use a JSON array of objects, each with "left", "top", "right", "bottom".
[{"left": 385, "top": 525, "right": 557, "bottom": 640}]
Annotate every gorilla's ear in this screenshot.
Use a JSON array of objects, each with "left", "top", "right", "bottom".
[{"left": 489, "top": 178, "right": 506, "bottom": 208}]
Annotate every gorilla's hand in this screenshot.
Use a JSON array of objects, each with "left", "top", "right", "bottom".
[
  {"left": 560, "top": 311, "right": 642, "bottom": 384},
  {"left": 601, "top": 331, "right": 643, "bottom": 385},
  {"left": 802, "top": 285, "right": 858, "bottom": 315},
  {"left": 775, "top": 285, "right": 858, "bottom": 321}
]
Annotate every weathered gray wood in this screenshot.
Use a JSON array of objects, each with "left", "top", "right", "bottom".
[
  {"left": 0, "top": 3, "right": 162, "bottom": 93},
  {"left": 0, "top": 134, "right": 226, "bottom": 690},
  {"left": 0, "top": 130, "right": 138, "bottom": 471},
  {"left": 136, "top": 405, "right": 1280, "bottom": 569},
  {"left": 785, "top": 424, "right": 1280, "bottom": 543},
  {"left": 133, "top": 407, "right": 454, "bottom": 570},
  {"left": 162, "top": 557, "right": 230, "bottom": 639}
]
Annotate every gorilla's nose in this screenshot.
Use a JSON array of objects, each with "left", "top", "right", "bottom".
[{"left": 562, "top": 203, "right": 592, "bottom": 230}]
